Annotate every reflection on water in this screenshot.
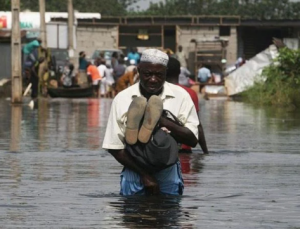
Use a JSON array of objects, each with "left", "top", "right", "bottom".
[
  {"left": 110, "top": 196, "right": 184, "bottom": 228},
  {"left": 10, "top": 105, "right": 22, "bottom": 152},
  {"left": 0, "top": 99, "right": 300, "bottom": 228}
]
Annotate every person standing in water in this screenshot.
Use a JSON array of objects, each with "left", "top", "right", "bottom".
[
  {"left": 102, "top": 49, "right": 199, "bottom": 196},
  {"left": 166, "top": 57, "right": 209, "bottom": 154}
]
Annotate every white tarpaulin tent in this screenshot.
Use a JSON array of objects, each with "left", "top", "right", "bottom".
[{"left": 225, "top": 45, "right": 279, "bottom": 96}]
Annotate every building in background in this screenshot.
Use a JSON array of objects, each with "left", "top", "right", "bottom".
[
  {"left": 51, "top": 15, "right": 300, "bottom": 75},
  {"left": 1, "top": 12, "right": 300, "bottom": 79},
  {"left": 0, "top": 12, "right": 100, "bottom": 79}
]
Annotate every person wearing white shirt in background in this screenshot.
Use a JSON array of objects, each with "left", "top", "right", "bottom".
[
  {"left": 97, "top": 59, "right": 107, "bottom": 97},
  {"left": 125, "top": 59, "right": 137, "bottom": 74},
  {"left": 176, "top": 45, "right": 188, "bottom": 68},
  {"left": 104, "top": 64, "right": 115, "bottom": 98},
  {"left": 178, "top": 67, "right": 191, "bottom": 87},
  {"left": 61, "top": 64, "right": 76, "bottom": 88}
]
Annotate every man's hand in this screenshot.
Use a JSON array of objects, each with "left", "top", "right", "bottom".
[
  {"left": 159, "top": 116, "right": 198, "bottom": 147},
  {"left": 141, "top": 174, "right": 160, "bottom": 195},
  {"left": 109, "top": 149, "right": 160, "bottom": 195}
]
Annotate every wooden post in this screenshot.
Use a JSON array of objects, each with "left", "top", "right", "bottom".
[
  {"left": 10, "top": 105, "right": 22, "bottom": 152},
  {"left": 11, "top": 0, "right": 22, "bottom": 104},
  {"left": 39, "top": 0, "right": 47, "bottom": 47},
  {"left": 68, "top": 0, "right": 75, "bottom": 63},
  {"left": 39, "top": 0, "right": 47, "bottom": 97}
]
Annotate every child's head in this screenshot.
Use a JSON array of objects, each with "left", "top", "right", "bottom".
[{"left": 69, "top": 64, "right": 74, "bottom": 71}]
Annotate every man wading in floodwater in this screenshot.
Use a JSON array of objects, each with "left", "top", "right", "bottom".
[{"left": 102, "top": 49, "right": 199, "bottom": 196}]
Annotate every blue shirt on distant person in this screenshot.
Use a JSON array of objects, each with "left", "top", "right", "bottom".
[
  {"left": 79, "top": 57, "right": 88, "bottom": 70},
  {"left": 127, "top": 52, "right": 140, "bottom": 64},
  {"left": 23, "top": 40, "right": 40, "bottom": 54},
  {"left": 198, "top": 67, "right": 211, "bottom": 83}
]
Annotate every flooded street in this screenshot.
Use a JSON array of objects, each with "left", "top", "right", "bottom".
[{"left": 0, "top": 98, "right": 300, "bottom": 228}]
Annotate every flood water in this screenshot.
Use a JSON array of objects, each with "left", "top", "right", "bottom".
[{"left": 0, "top": 98, "right": 300, "bottom": 228}]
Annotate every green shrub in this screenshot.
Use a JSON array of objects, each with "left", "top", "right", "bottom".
[{"left": 242, "top": 47, "right": 300, "bottom": 107}]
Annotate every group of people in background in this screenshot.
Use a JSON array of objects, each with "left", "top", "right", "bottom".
[
  {"left": 21, "top": 40, "right": 230, "bottom": 99},
  {"left": 75, "top": 45, "right": 224, "bottom": 98},
  {"left": 71, "top": 47, "right": 141, "bottom": 98},
  {"left": 22, "top": 38, "right": 52, "bottom": 99}
]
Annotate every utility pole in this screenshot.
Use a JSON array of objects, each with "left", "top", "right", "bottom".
[
  {"left": 39, "top": 0, "right": 47, "bottom": 47},
  {"left": 68, "top": 0, "right": 74, "bottom": 63},
  {"left": 10, "top": 106, "right": 22, "bottom": 152},
  {"left": 11, "top": 0, "right": 22, "bottom": 103}
]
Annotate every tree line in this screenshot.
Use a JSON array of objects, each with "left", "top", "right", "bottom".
[
  {"left": 1, "top": 0, "right": 300, "bottom": 19},
  {"left": 0, "top": 0, "right": 136, "bottom": 16},
  {"left": 140, "top": 0, "right": 300, "bottom": 19}
]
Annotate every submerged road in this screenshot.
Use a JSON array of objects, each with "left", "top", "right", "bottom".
[{"left": 0, "top": 98, "right": 300, "bottom": 228}]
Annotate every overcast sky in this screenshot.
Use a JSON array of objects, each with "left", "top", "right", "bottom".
[{"left": 130, "top": 0, "right": 164, "bottom": 11}]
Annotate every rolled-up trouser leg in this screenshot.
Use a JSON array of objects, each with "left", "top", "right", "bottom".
[{"left": 120, "top": 161, "right": 184, "bottom": 196}]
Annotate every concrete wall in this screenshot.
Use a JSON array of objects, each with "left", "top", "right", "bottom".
[
  {"left": 177, "top": 25, "right": 238, "bottom": 73},
  {"left": 74, "top": 24, "right": 237, "bottom": 73},
  {"left": 177, "top": 26, "right": 218, "bottom": 74},
  {"left": 76, "top": 26, "right": 118, "bottom": 59},
  {"left": 223, "top": 26, "right": 238, "bottom": 65}
]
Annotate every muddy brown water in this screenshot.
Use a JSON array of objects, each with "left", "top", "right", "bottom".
[{"left": 0, "top": 98, "right": 300, "bottom": 228}]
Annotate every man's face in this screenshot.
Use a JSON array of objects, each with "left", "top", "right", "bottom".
[{"left": 138, "top": 62, "right": 166, "bottom": 94}]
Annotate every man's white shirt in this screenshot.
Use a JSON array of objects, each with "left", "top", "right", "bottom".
[{"left": 102, "top": 82, "right": 199, "bottom": 150}]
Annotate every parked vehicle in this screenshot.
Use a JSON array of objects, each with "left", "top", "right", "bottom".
[{"left": 91, "top": 49, "right": 124, "bottom": 66}]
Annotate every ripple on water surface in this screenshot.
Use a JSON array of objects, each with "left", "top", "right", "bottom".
[{"left": 0, "top": 98, "right": 300, "bottom": 228}]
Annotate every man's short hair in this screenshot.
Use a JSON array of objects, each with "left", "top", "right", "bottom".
[
  {"left": 166, "top": 57, "right": 181, "bottom": 80},
  {"left": 79, "top": 51, "right": 84, "bottom": 56}
]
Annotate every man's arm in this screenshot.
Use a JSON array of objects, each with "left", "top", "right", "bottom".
[
  {"left": 108, "top": 149, "right": 160, "bottom": 195},
  {"left": 103, "top": 96, "right": 160, "bottom": 195},
  {"left": 159, "top": 117, "right": 198, "bottom": 147},
  {"left": 198, "top": 122, "right": 209, "bottom": 154}
]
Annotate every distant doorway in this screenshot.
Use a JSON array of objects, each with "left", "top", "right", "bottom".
[
  {"left": 163, "top": 26, "right": 176, "bottom": 53},
  {"left": 240, "top": 27, "right": 291, "bottom": 59}
]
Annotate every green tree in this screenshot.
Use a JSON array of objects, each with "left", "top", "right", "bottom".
[
  {"left": 18, "top": 0, "right": 137, "bottom": 16},
  {"left": 243, "top": 47, "right": 300, "bottom": 107},
  {"left": 0, "top": 0, "right": 11, "bottom": 10},
  {"left": 2, "top": 0, "right": 300, "bottom": 18},
  {"left": 139, "top": 0, "right": 300, "bottom": 19}
]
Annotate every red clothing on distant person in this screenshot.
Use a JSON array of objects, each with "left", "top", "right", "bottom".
[
  {"left": 177, "top": 84, "right": 199, "bottom": 112},
  {"left": 87, "top": 65, "right": 101, "bottom": 81},
  {"left": 177, "top": 84, "right": 199, "bottom": 151}
]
